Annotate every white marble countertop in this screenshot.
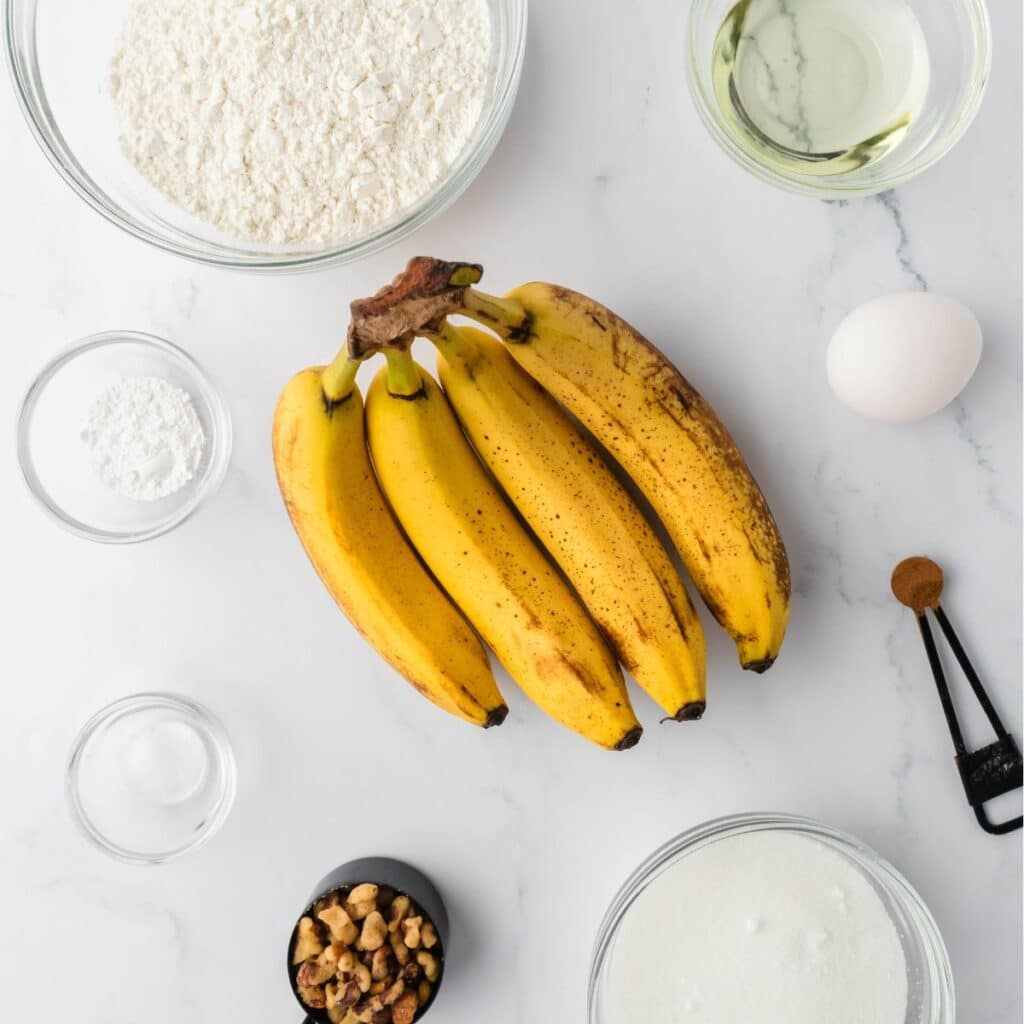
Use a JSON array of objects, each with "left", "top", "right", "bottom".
[{"left": 1, "top": 2, "right": 1021, "bottom": 1022}]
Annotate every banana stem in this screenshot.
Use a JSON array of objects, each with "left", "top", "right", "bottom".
[
  {"left": 383, "top": 347, "right": 424, "bottom": 398},
  {"left": 321, "top": 349, "right": 361, "bottom": 404},
  {"left": 462, "top": 289, "right": 533, "bottom": 342},
  {"left": 423, "top": 320, "right": 478, "bottom": 361}
]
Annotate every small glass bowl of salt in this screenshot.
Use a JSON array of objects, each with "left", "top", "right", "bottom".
[
  {"left": 17, "top": 331, "right": 231, "bottom": 543},
  {"left": 66, "top": 693, "right": 236, "bottom": 864}
]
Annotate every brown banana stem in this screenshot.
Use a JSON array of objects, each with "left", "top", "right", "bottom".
[{"left": 348, "top": 257, "right": 484, "bottom": 357}]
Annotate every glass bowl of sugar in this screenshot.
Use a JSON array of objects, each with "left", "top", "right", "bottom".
[
  {"left": 66, "top": 693, "right": 237, "bottom": 865},
  {"left": 4, "top": 0, "right": 527, "bottom": 272},
  {"left": 17, "top": 331, "right": 232, "bottom": 543},
  {"left": 589, "top": 813, "right": 954, "bottom": 1024}
]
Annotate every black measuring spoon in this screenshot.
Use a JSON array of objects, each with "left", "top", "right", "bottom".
[{"left": 892, "top": 557, "right": 1022, "bottom": 835}]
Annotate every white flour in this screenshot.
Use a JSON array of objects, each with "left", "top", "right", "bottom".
[
  {"left": 110, "top": 0, "right": 492, "bottom": 245},
  {"left": 81, "top": 377, "right": 206, "bottom": 502}
]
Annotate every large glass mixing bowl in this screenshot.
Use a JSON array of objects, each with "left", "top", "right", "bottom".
[
  {"left": 589, "top": 813, "right": 955, "bottom": 1024},
  {"left": 4, "top": 0, "right": 526, "bottom": 271}
]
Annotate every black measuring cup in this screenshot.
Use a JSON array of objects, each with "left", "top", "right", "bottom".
[{"left": 287, "top": 857, "right": 450, "bottom": 1023}]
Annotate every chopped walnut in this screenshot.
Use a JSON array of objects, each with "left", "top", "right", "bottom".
[
  {"left": 296, "top": 951, "right": 337, "bottom": 988},
  {"left": 371, "top": 946, "right": 393, "bottom": 981},
  {"left": 292, "top": 882, "right": 441, "bottom": 1021},
  {"left": 383, "top": 978, "right": 406, "bottom": 1006},
  {"left": 293, "top": 917, "right": 325, "bottom": 963},
  {"left": 319, "top": 905, "right": 359, "bottom": 946},
  {"left": 402, "top": 916, "right": 422, "bottom": 950},
  {"left": 415, "top": 950, "right": 440, "bottom": 983},
  {"left": 387, "top": 895, "right": 412, "bottom": 934},
  {"left": 390, "top": 934, "right": 410, "bottom": 966},
  {"left": 297, "top": 984, "right": 326, "bottom": 1009},
  {"left": 391, "top": 990, "right": 419, "bottom": 1024},
  {"left": 359, "top": 911, "right": 388, "bottom": 952},
  {"left": 420, "top": 922, "right": 438, "bottom": 950}
]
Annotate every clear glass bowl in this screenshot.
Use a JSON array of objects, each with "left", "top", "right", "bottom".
[
  {"left": 4, "top": 0, "right": 527, "bottom": 272},
  {"left": 589, "top": 813, "right": 955, "bottom": 1024},
  {"left": 17, "top": 331, "right": 232, "bottom": 543},
  {"left": 686, "top": 0, "right": 991, "bottom": 197},
  {"left": 66, "top": 692, "right": 237, "bottom": 865}
]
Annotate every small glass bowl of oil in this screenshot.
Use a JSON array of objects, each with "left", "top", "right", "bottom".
[{"left": 687, "top": 0, "right": 991, "bottom": 197}]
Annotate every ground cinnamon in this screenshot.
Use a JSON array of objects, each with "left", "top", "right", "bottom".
[{"left": 891, "top": 557, "right": 945, "bottom": 614}]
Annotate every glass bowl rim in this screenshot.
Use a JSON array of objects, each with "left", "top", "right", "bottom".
[
  {"left": 16, "top": 329, "right": 233, "bottom": 544},
  {"left": 588, "top": 811, "right": 955, "bottom": 1023},
  {"left": 65, "top": 691, "right": 237, "bottom": 865},
  {"left": 2, "top": 0, "right": 528, "bottom": 273},
  {"left": 684, "top": 0, "right": 993, "bottom": 199}
]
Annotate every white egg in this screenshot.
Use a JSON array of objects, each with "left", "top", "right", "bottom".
[{"left": 826, "top": 293, "right": 983, "bottom": 422}]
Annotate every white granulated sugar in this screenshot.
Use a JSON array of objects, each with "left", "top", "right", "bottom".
[
  {"left": 81, "top": 377, "right": 206, "bottom": 502},
  {"left": 110, "top": 0, "right": 492, "bottom": 246}
]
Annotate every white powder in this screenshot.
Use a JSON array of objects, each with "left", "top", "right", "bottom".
[
  {"left": 81, "top": 377, "right": 206, "bottom": 502},
  {"left": 123, "top": 720, "right": 209, "bottom": 805},
  {"left": 605, "top": 831, "right": 909, "bottom": 1023},
  {"left": 109, "top": 0, "right": 492, "bottom": 246}
]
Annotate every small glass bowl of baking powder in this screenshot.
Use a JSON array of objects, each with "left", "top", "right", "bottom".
[
  {"left": 590, "top": 813, "right": 954, "bottom": 1024},
  {"left": 5, "top": 0, "right": 527, "bottom": 272},
  {"left": 17, "top": 331, "right": 232, "bottom": 543},
  {"left": 66, "top": 693, "right": 236, "bottom": 864}
]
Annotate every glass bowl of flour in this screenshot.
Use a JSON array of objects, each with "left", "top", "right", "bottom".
[
  {"left": 589, "top": 813, "right": 954, "bottom": 1024},
  {"left": 4, "top": 0, "right": 527, "bottom": 272},
  {"left": 17, "top": 331, "right": 232, "bottom": 542}
]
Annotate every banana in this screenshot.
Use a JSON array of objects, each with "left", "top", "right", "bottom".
[
  {"left": 364, "top": 348, "right": 642, "bottom": 751},
  {"left": 428, "top": 322, "right": 707, "bottom": 721},
  {"left": 461, "top": 282, "right": 791, "bottom": 671},
  {"left": 272, "top": 353, "right": 507, "bottom": 728}
]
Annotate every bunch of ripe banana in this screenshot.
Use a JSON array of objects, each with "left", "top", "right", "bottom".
[{"left": 272, "top": 258, "right": 790, "bottom": 750}]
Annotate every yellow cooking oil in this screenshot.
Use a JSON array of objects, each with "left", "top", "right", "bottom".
[{"left": 712, "top": 0, "right": 931, "bottom": 175}]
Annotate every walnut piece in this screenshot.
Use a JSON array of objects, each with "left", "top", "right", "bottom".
[
  {"left": 383, "top": 979, "right": 406, "bottom": 1006},
  {"left": 390, "top": 934, "right": 410, "bottom": 966},
  {"left": 420, "top": 922, "right": 438, "bottom": 950},
  {"left": 391, "top": 990, "right": 419, "bottom": 1024},
  {"left": 387, "top": 896, "right": 412, "bottom": 934},
  {"left": 298, "top": 984, "right": 326, "bottom": 1009},
  {"left": 319, "top": 905, "right": 359, "bottom": 946},
  {"left": 415, "top": 950, "right": 440, "bottom": 983},
  {"left": 359, "top": 911, "right": 388, "bottom": 952},
  {"left": 371, "top": 946, "right": 393, "bottom": 981},
  {"left": 293, "top": 917, "right": 325, "bottom": 964},
  {"left": 296, "top": 948, "right": 339, "bottom": 988},
  {"left": 402, "top": 916, "right": 422, "bottom": 950}
]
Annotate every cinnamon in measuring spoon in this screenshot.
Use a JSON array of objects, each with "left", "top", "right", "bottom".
[{"left": 891, "top": 557, "right": 945, "bottom": 614}]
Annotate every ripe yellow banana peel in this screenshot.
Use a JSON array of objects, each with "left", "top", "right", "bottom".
[
  {"left": 348, "top": 258, "right": 791, "bottom": 671},
  {"left": 428, "top": 322, "right": 707, "bottom": 721},
  {"left": 271, "top": 351, "right": 508, "bottom": 728},
  {"left": 363, "top": 348, "right": 643, "bottom": 751}
]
